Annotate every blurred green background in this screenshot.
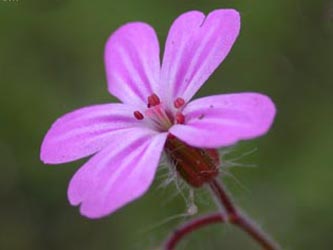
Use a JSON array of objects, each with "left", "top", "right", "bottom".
[{"left": 1, "top": 0, "right": 332, "bottom": 249}]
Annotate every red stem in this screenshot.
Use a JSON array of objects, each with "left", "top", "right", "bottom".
[
  {"left": 164, "top": 178, "right": 280, "bottom": 250},
  {"left": 209, "top": 178, "right": 237, "bottom": 215},
  {"left": 164, "top": 213, "right": 227, "bottom": 250},
  {"left": 209, "top": 179, "right": 279, "bottom": 250},
  {"left": 233, "top": 214, "right": 280, "bottom": 250}
]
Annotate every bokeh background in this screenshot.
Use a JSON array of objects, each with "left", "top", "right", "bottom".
[{"left": 1, "top": 0, "right": 332, "bottom": 249}]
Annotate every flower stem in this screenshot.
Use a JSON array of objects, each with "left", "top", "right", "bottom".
[
  {"left": 163, "top": 178, "right": 280, "bottom": 250},
  {"left": 208, "top": 178, "right": 237, "bottom": 215},
  {"left": 209, "top": 179, "right": 280, "bottom": 250},
  {"left": 164, "top": 213, "right": 227, "bottom": 250}
]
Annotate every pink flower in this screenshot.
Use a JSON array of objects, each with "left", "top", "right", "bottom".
[{"left": 40, "top": 9, "right": 275, "bottom": 218}]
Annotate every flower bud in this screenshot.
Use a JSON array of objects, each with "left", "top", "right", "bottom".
[{"left": 165, "top": 136, "right": 219, "bottom": 187}]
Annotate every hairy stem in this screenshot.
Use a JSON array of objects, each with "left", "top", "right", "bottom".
[
  {"left": 209, "top": 179, "right": 280, "bottom": 250},
  {"left": 164, "top": 213, "right": 227, "bottom": 250},
  {"left": 163, "top": 178, "right": 280, "bottom": 250},
  {"left": 208, "top": 178, "right": 237, "bottom": 215}
]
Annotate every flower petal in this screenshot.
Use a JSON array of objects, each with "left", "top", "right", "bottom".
[
  {"left": 40, "top": 103, "right": 144, "bottom": 164},
  {"left": 169, "top": 93, "right": 276, "bottom": 148},
  {"left": 105, "top": 22, "right": 160, "bottom": 107},
  {"left": 160, "top": 9, "right": 240, "bottom": 103},
  {"left": 67, "top": 129, "right": 167, "bottom": 218}
]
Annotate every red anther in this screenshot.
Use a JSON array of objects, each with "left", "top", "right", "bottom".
[
  {"left": 174, "top": 97, "right": 185, "bottom": 109},
  {"left": 175, "top": 112, "right": 185, "bottom": 124},
  {"left": 147, "top": 93, "right": 160, "bottom": 107},
  {"left": 133, "top": 111, "right": 144, "bottom": 120}
]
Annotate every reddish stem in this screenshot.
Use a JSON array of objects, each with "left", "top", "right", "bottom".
[
  {"left": 233, "top": 214, "right": 280, "bottom": 250},
  {"left": 164, "top": 178, "right": 280, "bottom": 250},
  {"left": 209, "top": 179, "right": 279, "bottom": 250},
  {"left": 164, "top": 213, "right": 227, "bottom": 250},
  {"left": 209, "top": 178, "right": 237, "bottom": 215}
]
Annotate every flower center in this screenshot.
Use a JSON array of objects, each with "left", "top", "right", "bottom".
[
  {"left": 133, "top": 93, "right": 219, "bottom": 187},
  {"left": 133, "top": 93, "right": 186, "bottom": 131}
]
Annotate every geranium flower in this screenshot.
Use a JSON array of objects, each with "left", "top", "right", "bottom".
[{"left": 40, "top": 9, "right": 276, "bottom": 218}]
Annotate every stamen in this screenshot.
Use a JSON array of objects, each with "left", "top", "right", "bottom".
[
  {"left": 175, "top": 112, "right": 185, "bottom": 124},
  {"left": 147, "top": 93, "right": 161, "bottom": 108},
  {"left": 133, "top": 111, "right": 144, "bottom": 120},
  {"left": 174, "top": 97, "right": 185, "bottom": 109},
  {"left": 145, "top": 105, "right": 173, "bottom": 130},
  {"left": 142, "top": 93, "right": 186, "bottom": 130}
]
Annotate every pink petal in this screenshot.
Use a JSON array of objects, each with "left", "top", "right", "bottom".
[
  {"left": 160, "top": 9, "right": 240, "bottom": 102},
  {"left": 67, "top": 129, "right": 167, "bottom": 218},
  {"left": 105, "top": 22, "right": 160, "bottom": 107},
  {"left": 169, "top": 93, "right": 276, "bottom": 148},
  {"left": 40, "top": 103, "right": 144, "bottom": 164}
]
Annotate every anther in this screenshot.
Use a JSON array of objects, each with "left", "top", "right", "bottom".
[
  {"left": 133, "top": 111, "right": 144, "bottom": 120},
  {"left": 174, "top": 97, "right": 185, "bottom": 109},
  {"left": 147, "top": 93, "right": 160, "bottom": 108},
  {"left": 175, "top": 112, "right": 185, "bottom": 124}
]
